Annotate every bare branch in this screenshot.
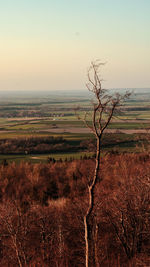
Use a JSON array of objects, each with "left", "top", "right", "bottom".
[{"left": 79, "top": 60, "right": 131, "bottom": 267}]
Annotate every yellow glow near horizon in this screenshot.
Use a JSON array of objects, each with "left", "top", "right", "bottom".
[{"left": 0, "top": 1, "right": 150, "bottom": 91}]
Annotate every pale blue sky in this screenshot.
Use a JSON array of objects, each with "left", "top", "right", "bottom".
[{"left": 0, "top": 0, "right": 150, "bottom": 91}]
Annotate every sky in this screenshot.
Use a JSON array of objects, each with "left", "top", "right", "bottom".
[{"left": 0, "top": 0, "right": 150, "bottom": 91}]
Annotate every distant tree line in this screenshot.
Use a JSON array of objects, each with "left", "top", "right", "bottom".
[
  {"left": 0, "top": 134, "right": 141, "bottom": 155},
  {"left": 0, "top": 136, "right": 84, "bottom": 154}
]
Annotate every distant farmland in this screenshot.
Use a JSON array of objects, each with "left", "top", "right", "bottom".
[{"left": 0, "top": 89, "right": 150, "bottom": 163}]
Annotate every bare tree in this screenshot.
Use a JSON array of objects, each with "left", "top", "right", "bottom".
[
  {"left": 78, "top": 61, "right": 130, "bottom": 267},
  {"left": 0, "top": 201, "right": 28, "bottom": 267},
  {"left": 105, "top": 171, "right": 150, "bottom": 266}
]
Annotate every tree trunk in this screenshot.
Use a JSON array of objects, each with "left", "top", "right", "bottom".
[
  {"left": 94, "top": 222, "right": 99, "bottom": 267},
  {"left": 84, "top": 136, "right": 101, "bottom": 267},
  {"left": 84, "top": 215, "right": 89, "bottom": 267},
  {"left": 12, "top": 235, "right": 23, "bottom": 267}
]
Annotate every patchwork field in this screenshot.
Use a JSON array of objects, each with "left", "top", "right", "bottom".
[{"left": 0, "top": 89, "right": 149, "bottom": 163}]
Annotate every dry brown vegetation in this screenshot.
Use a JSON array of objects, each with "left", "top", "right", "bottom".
[{"left": 0, "top": 153, "right": 149, "bottom": 266}]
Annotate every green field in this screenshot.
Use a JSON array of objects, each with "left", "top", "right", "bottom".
[
  {"left": 0, "top": 89, "right": 150, "bottom": 163},
  {"left": 0, "top": 151, "right": 94, "bottom": 164}
]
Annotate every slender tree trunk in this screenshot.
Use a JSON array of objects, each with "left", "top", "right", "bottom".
[
  {"left": 84, "top": 136, "right": 101, "bottom": 267},
  {"left": 94, "top": 137, "right": 101, "bottom": 183},
  {"left": 12, "top": 235, "right": 23, "bottom": 267},
  {"left": 84, "top": 215, "right": 89, "bottom": 267},
  {"left": 117, "top": 254, "right": 120, "bottom": 267},
  {"left": 94, "top": 222, "right": 99, "bottom": 267}
]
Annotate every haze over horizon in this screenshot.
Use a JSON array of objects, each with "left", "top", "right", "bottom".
[{"left": 0, "top": 0, "right": 150, "bottom": 92}]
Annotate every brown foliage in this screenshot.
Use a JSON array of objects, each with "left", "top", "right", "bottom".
[{"left": 0, "top": 154, "right": 149, "bottom": 266}]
